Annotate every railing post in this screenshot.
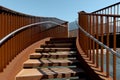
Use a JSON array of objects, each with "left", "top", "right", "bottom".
[
  {"left": 106, "top": 16, "right": 110, "bottom": 77},
  {"left": 0, "top": 10, "right": 2, "bottom": 72},
  {"left": 100, "top": 15, "right": 104, "bottom": 72},
  {"left": 92, "top": 15, "right": 95, "bottom": 64},
  {"left": 89, "top": 15, "right": 92, "bottom": 61},
  {"left": 96, "top": 15, "right": 99, "bottom": 68},
  {"left": 113, "top": 17, "right": 116, "bottom": 80}
]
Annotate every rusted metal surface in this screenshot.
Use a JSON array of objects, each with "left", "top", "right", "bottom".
[
  {"left": 69, "top": 29, "right": 78, "bottom": 37},
  {"left": 0, "top": 37, "right": 51, "bottom": 80},
  {"left": 0, "top": 6, "right": 68, "bottom": 72},
  {"left": 78, "top": 2, "right": 120, "bottom": 80}
]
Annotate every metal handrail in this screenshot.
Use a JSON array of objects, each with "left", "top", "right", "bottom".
[
  {"left": 0, "top": 21, "right": 66, "bottom": 46},
  {"left": 76, "top": 21, "right": 120, "bottom": 58}
]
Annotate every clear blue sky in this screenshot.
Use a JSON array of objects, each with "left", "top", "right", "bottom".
[{"left": 0, "top": 0, "right": 119, "bottom": 22}]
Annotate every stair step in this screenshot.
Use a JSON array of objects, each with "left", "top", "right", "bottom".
[
  {"left": 30, "top": 52, "right": 77, "bottom": 59},
  {"left": 16, "top": 37, "right": 90, "bottom": 80},
  {"left": 50, "top": 37, "right": 76, "bottom": 41},
  {"left": 46, "top": 41, "right": 75, "bottom": 44},
  {"left": 41, "top": 44, "right": 75, "bottom": 48},
  {"left": 24, "top": 59, "right": 79, "bottom": 68},
  {"left": 41, "top": 76, "right": 88, "bottom": 80},
  {"left": 16, "top": 67, "right": 84, "bottom": 80},
  {"left": 35, "top": 48, "right": 76, "bottom": 53},
  {"left": 45, "top": 37, "right": 76, "bottom": 44}
]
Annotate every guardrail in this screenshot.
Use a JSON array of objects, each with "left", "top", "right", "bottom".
[
  {"left": 76, "top": 21, "right": 120, "bottom": 58},
  {"left": 92, "top": 2, "right": 120, "bottom": 15},
  {"left": 0, "top": 21, "right": 67, "bottom": 46},
  {"left": 78, "top": 11, "right": 120, "bottom": 80},
  {"left": 0, "top": 6, "right": 68, "bottom": 72}
]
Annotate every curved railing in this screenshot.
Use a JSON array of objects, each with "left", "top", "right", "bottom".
[
  {"left": 78, "top": 11, "right": 120, "bottom": 80},
  {"left": 76, "top": 21, "right": 120, "bottom": 58},
  {"left": 0, "top": 21, "right": 67, "bottom": 46},
  {"left": 0, "top": 21, "right": 68, "bottom": 72},
  {"left": 0, "top": 6, "right": 68, "bottom": 72}
]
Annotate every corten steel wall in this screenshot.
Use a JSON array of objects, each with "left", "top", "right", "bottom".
[
  {"left": 69, "top": 29, "right": 78, "bottom": 37},
  {"left": 0, "top": 6, "right": 68, "bottom": 72},
  {"left": 78, "top": 2, "right": 120, "bottom": 80}
]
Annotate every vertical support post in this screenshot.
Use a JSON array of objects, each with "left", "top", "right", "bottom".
[
  {"left": 89, "top": 15, "right": 92, "bottom": 61},
  {"left": 106, "top": 16, "right": 110, "bottom": 77},
  {"left": 100, "top": 16, "right": 104, "bottom": 72},
  {"left": 0, "top": 10, "right": 3, "bottom": 72},
  {"left": 113, "top": 17, "right": 116, "bottom": 80},
  {"left": 92, "top": 15, "right": 95, "bottom": 64},
  {"left": 96, "top": 15, "right": 99, "bottom": 68}
]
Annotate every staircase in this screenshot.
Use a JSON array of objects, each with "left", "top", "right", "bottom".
[{"left": 16, "top": 37, "right": 89, "bottom": 80}]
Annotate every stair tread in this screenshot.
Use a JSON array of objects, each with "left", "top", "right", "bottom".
[
  {"left": 30, "top": 52, "right": 76, "bottom": 57},
  {"left": 24, "top": 59, "right": 79, "bottom": 68},
  {"left": 50, "top": 37, "right": 76, "bottom": 41},
  {"left": 43, "top": 43, "right": 74, "bottom": 46},
  {"left": 46, "top": 38, "right": 76, "bottom": 44},
  {"left": 41, "top": 44, "right": 75, "bottom": 48},
  {"left": 36, "top": 48, "right": 76, "bottom": 49},
  {"left": 50, "top": 37, "right": 76, "bottom": 39},
  {"left": 16, "top": 67, "right": 83, "bottom": 79},
  {"left": 24, "top": 59, "right": 78, "bottom": 64},
  {"left": 35, "top": 48, "right": 76, "bottom": 52},
  {"left": 46, "top": 41, "right": 75, "bottom": 44},
  {"left": 30, "top": 52, "right": 77, "bottom": 59},
  {"left": 30, "top": 51, "right": 76, "bottom": 55}
]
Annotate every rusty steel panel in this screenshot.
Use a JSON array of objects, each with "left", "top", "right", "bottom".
[{"left": 0, "top": 6, "right": 68, "bottom": 72}]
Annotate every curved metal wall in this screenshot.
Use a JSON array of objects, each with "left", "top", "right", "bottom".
[{"left": 0, "top": 6, "right": 68, "bottom": 72}]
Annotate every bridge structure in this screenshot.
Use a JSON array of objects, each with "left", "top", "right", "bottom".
[{"left": 0, "top": 2, "right": 120, "bottom": 80}]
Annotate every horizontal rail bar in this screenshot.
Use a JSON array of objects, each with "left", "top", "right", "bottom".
[
  {"left": 92, "top": 2, "right": 120, "bottom": 13},
  {"left": 0, "top": 21, "right": 66, "bottom": 46},
  {"left": 76, "top": 21, "right": 120, "bottom": 58},
  {"left": 80, "top": 12, "right": 120, "bottom": 17}
]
